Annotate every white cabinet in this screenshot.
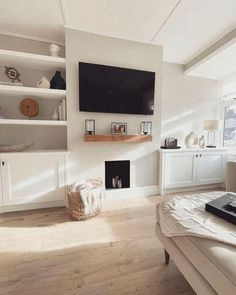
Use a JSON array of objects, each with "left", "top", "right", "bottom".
[
  {"left": 164, "top": 152, "right": 197, "bottom": 188},
  {"left": 160, "top": 148, "right": 226, "bottom": 195},
  {"left": 197, "top": 152, "right": 224, "bottom": 185},
  {"left": 0, "top": 151, "right": 68, "bottom": 211}
]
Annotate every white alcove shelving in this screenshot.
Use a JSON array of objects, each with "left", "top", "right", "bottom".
[{"left": 0, "top": 48, "right": 67, "bottom": 151}]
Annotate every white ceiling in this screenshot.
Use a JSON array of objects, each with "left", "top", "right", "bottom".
[{"left": 0, "top": 0, "right": 235, "bottom": 65}]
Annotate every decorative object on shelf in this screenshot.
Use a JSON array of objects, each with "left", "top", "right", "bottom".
[
  {"left": 85, "top": 119, "right": 95, "bottom": 135},
  {"left": 111, "top": 176, "right": 122, "bottom": 188},
  {"left": 117, "top": 178, "right": 122, "bottom": 189},
  {"left": 4, "top": 66, "right": 21, "bottom": 83},
  {"left": 199, "top": 135, "right": 205, "bottom": 149},
  {"left": 58, "top": 99, "right": 66, "bottom": 121},
  {"left": 161, "top": 137, "right": 180, "bottom": 149},
  {"left": 50, "top": 71, "right": 66, "bottom": 90},
  {"left": 51, "top": 109, "right": 59, "bottom": 120},
  {"left": 49, "top": 43, "right": 62, "bottom": 57},
  {"left": 0, "top": 142, "right": 34, "bottom": 152},
  {"left": 36, "top": 76, "right": 50, "bottom": 89},
  {"left": 203, "top": 120, "right": 222, "bottom": 148},
  {"left": 140, "top": 121, "right": 152, "bottom": 135},
  {"left": 66, "top": 178, "right": 103, "bottom": 221},
  {"left": 185, "top": 132, "right": 198, "bottom": 148},
  {"left": 111, "top": 122, "right": 127, "bottom": 135},
  {"left": 19, "top": 98, "right": 39, "bottom": 119}
]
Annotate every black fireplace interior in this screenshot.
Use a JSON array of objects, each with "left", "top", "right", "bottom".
[{"left": 105, "top": 160, "right": 130, "bottom": 189}]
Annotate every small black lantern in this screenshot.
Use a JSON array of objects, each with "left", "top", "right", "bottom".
[
  {"left": 140, "top": 121, "right": 152, "bottom": 135},
  {"left": 85, "top": 119, "right": 95, "bottom": 135}
]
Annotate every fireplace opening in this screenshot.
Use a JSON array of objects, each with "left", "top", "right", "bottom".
[{"left": 105, "top": 160, "right": 130, "bottom": 189}]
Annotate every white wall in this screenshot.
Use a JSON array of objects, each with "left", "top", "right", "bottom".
[
  {"left": 162, "top": 62, "right": 219, "bottom": 146},
  {"left": 65, "top": 29, "right": 163, "bottom": 191}
]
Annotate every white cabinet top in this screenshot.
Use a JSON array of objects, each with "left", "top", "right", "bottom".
[
  {"left": 160, "top": 147, "right": 228, "bottom": 153},
  {"left": 0, "top": 149, "right": 69, "bottom": 156}
]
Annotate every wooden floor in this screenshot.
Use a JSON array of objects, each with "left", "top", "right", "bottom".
[{"left": 0, "top": 196, "right": 195, "bottom": 295}]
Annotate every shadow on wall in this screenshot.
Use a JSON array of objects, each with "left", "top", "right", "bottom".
[{"left": 161, "top": 109, "right": 194, "bottom": 146}]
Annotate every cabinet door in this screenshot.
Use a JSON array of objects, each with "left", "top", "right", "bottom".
[
  {"left": 197, "top": 152, "right": 225, "bottom": 185},
  {"left": 164, "top": 152, "right": 197, "bottom": 188},
  {"left": 2, "top": 153, "right": 66, "bottom": 206}
]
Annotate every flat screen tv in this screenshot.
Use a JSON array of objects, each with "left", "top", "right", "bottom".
[{"left": 79, "top": 62, "right": 155, "bottom": 115}]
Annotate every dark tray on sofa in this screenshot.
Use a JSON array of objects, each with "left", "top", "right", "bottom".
[{"left": 205, "top": 193, "right": 236, "bottom": 225}]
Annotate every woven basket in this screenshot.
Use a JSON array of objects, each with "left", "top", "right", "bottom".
[{"left": 66, "top": 178, "right": 103, "bottom": 221}]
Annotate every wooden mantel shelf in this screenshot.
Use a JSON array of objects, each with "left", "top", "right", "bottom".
[{"left": 84, "top": 134, "right": 152, "bottom": 142}]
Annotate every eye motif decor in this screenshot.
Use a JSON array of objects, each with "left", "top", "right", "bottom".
[{"left": 4, "top": 66, "right": 21, "bottom": 83}]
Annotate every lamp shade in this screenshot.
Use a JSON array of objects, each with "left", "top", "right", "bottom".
[{"left": 203, "top": 120, "right": 222, "bottom": 131}]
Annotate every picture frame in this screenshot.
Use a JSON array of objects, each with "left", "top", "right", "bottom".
[
  {"left": 111, "top": 122, "right": 127, "bottom": 135},
  {"left": 164, "top": 137, "right": 177, "bottom": 148}
]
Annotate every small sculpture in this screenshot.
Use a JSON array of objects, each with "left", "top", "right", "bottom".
[
  {"left": 4, "top": 66, "right": 21, "bottom": 83},
  {"left": 37, "top": 76, "right": 50, "bottom": 89},
  {"left": 49, "top": 44, "right": 62, "bottom": 57},
  {"left": 50, "top": 71, "right": 66, "bottom": 90},
  {"left": 51, "top": 109, "right": 59, "bottom": 120},
  {"left": 185, "top": 132, "right": 198, "bottom": 148},
  {"left": 199, "top": 135, "right": 205, "bottom": 149}
]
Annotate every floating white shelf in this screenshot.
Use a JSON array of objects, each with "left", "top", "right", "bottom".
[
  {"left": 0, "top": 49, "right": 65, "bottom": 71},
  {"left": 0, "top": 119, "right": 67, "bottom": 126},
  {"left": 0, "top": 85, "right": 66, "bottom": 100}
]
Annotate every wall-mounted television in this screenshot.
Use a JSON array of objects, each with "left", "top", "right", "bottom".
[{"left": 79, "top": 62, "right": 155, "bottom": 115}]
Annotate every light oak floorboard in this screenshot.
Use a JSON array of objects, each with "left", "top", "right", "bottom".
[{"left": 0, "top": 195, "right": 195, "bottom": 295}]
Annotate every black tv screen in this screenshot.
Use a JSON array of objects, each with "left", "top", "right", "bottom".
[{"left": 79, "top": 62, "right": 155, "bottom": 115}]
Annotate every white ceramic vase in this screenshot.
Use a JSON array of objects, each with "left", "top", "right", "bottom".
[
  {"left": 49, "top": 44, "right": 62, "bottom": 57},
  {"left": 185, "top": 132, "right": 198, "bottom": 148},
  {"left": 51, "top": 109, "right": 59, "bottom": 120},
  {"left": 37, "top": 76, "right": 50, "bottom": 89}
]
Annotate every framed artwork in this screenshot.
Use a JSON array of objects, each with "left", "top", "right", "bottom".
[{"left": 111, "top": 122, "right": 127, "bottom": 135}]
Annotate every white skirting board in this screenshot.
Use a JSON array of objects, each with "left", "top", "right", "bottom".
[
  {"left": 161, "top": 183, "right": 224, "bottom": 196},
  {"left": 0, "top": 200, "right": 65, "bottom": 213},
  {"left": 105, "top": 185, "right": 159, "bottom": 198}
]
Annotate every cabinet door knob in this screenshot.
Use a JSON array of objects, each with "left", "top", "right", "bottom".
[
  {"left": 199, "top": 154, "right": 202, "bottom": 157},
  {"left": 2, "top": 161, "right": 5, "bottom": 166},
  {"left": 196, "top": 154, "right": 198, "bottom": 157}
]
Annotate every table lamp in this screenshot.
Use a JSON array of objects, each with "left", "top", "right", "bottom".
[{"left": 203, "top": 120, "right": 222, "bottom": 148}]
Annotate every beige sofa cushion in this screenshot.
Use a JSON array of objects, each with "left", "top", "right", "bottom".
[
  {"left": 226, "top": 161, "right": 236, "bottom": 192},
  {"left": 156, "top": 203, "right": 236, "bottom": 294}
]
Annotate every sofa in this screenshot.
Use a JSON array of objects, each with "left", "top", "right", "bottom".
[
  {"left": 156, "top": 204, "right": 236, "bottom": 295},
  {"left": 226, "top": 161, "right": 236, "bottom": 193}
]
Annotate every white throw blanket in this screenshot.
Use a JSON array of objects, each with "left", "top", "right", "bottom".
[
  {"left": 159, "top": 191, "right": 236, "bottom": 246},
  {"left": 70, "top": 180, "right": 104, "bottom": 215}
]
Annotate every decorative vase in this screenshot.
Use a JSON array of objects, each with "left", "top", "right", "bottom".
[
  {"left": 185, "top": 132, "right": 198, "bottom": 148},
  {"left": 51, "top": 109, "right": 59, "bottom": 120},
  {"left": 37, "top": 76, "right": 50, "bottom": 88},
  {"left": 199, "top": 135, "right": 205, "bottom": 149},
  {"left": 50, "top": 71, "right": 66, "bottom": 90},
  {"left": 49, "top": 44, "right": 62, "bottom": 57}
]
